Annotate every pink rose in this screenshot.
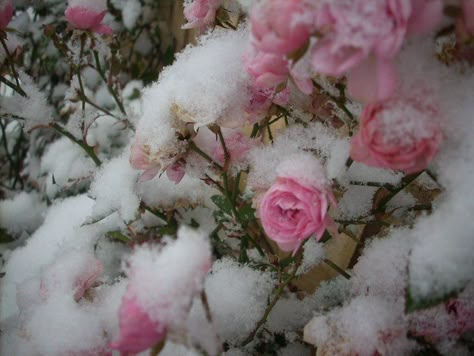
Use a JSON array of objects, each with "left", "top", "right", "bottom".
[
  {"left": 350, "top": 96, "right": 442, "bottom": 174},
  {"left": 65, "top": 0, "right": 112, "bottom": 35},
  {"left": 246, "top": 86, "right": 290, "bottom": 123},
  {"left": 130, "top": 139, "right": 161, "bottom": 182},
  {"left": 259, "top": 155, "right": 336, "bottom": 254},
  {"left": 0, "top": 0, "right": 13, "bottom": 30},
  {"left": 182, "top": 0, "right": 221, "bottom": 30},
  {"left": 109, "top": 293, "right": 166, "bottom": 354},
  {"left": 407, "top": 0, "right": 444, "bottom": 35},
  {"left": 193, "top": 127, "right": 252, "bottom": 165},
  {"left": 250, "top": 0, "right": 314, "bottom": 55},
  {"left": 244, "top": 49, "right": 289, "bottom": 89}
]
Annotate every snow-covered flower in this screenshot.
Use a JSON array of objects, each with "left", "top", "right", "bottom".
[
  {"left": 258, "top": 154, "right": 336, "bottom": 255},
  {"left": 182, "top": 0, "right": 221, "bottom": 30},
  {"left": 350, "top": 95, "right": 443, "bottom": 174},
  {"left": 250, "top": 0, "right": 314, "bottom": 55},
  {"left": 65, "top": 0, "right": 112, "bottom": 35},
  {"left": 110, "top": 227, "right": 211, "bottom": 354}
]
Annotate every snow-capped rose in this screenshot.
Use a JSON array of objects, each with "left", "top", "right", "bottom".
[
  {"left": 350, "top": 97, "right": 442, "bottom": 174},
  {"left": 182, "top": 0, "right": 221, "bottom": 30},
  {"left": 109, "top": 293, "right": 167, "bottom": 354},
  {"left": 110, "top": 229, "right": 211, "bottom": 354},
  {"left": 65, "top": 0, "right": 112, "bottom": 35},
  {"left": 250, "top": 0, "right": 313, "bottom": 55},
  {"left": 244, "top": 49, "right": 289, "bottom": 89},
  {"left": 0, "top": 0, "right": 13, "bottom": 30},
  {"left": 259, "top": 154, "right": 336, "bottom": 254}
]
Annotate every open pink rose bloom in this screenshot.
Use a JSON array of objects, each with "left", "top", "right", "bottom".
[{"left": 259, "top": 156, "right": 336, "bottom": 254}]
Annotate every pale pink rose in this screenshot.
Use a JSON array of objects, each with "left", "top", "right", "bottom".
[
  {"left": 246, "top": 86, "right": 290, "bottom": 123},
  {"left": 409, "top": 286, "right": 474, "bottom": 344},
  {"left": 130, "top": 140, "right": 161, "bottom": 182},
  {"left": 311, "top": 0, "right": 411, "bottom": 77},
  {"left": 65, "top": 5, "right": 112, "bottom": 35},
  {"left": 250, "top": 0, "right": 314, "bottom": 55},
  {"left": 350, "top": 97, "right": 442, "bottom": 174},
  {"left": 109, "top": 293, "right": 166, "bottom": 354},
  {"left": 0, "top": 0, "right": 13, "bottom": 30},
  {"left": 244, "top": 49, "right": 289, "bottom": 89},
  {"left": 406, "top": 0, "right": 443, "bottom": 35},
  {"left": 347, "top": 55, "right": 397, "bottom": 104},
  {"left": 193, "top": 127, "right": 252, "bottom": 165},
  {"left": 182, "top": 0, "right": 221, "bottom": 30},
  {"left": 166, "top": 160, "right": 186, "bottom": 184},
  {"left": 40, "top": 252, "right": 103, "bottom": 301},
  {"left": 259, "top": 155, "right": 335, "bottom": 254}
]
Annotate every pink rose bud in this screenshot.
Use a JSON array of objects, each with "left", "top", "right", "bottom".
[
  {"left": 65, "top": 0, "right": 112, "bottom": 35},
  {"left": 182, "top": 0, "right": 221, "bottom": 30},
  {"left": 40, "top": 251, "right": 103, "bottom": 301},
  {"left": 244, "top": 49, "right": 289, "bottom": 89},
  {"left": 0, "top": 0, "right": 13, "bottom": 30},
  {"left": 109, "top": 293, "right": 167, "bottom": 354},
  {"left": 350, "top": 95, "right": 443, "bottom": 174},
  {"left": 250, "top": 0, "right": 313, "bottom": 55},
  {"left": 259, "top": 154, "right": 336, "bottom": 255},
  {"left": 246, "top": 86, "right": 290, "bottom": 123}
]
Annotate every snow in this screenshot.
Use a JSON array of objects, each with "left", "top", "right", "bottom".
[
  {"left": 122, "top": 0, "right": 142, "bottom": 30},
  {"left": 126, "top": 226, "right": 211, "bottom": 329},
  {"left": 204, "top": 258, "right": 274, "bottom": 344},
  {"left": 0, "top": 73, "right": 54, "bottom": 131},
  {"left": 135, "top": 27, "right": 251, "bottom": 159},
  {"left": 89, "top": 153, "right": 140, "bottom": 223},
  {"left": 0, "top": 192, "right": 46, "bottom": 236}
]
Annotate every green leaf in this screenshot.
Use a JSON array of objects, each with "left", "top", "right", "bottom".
[
  {"left": 239, "top": 236, "right": 249, "bottom": 263},
  {"left": 405, "top": 285, "right": 461, "bottom": 313},
  {"left": 158, "top": 224, "right": 178, "bottom": 236},
  {"left": 0, "top": 228, "right": 14, "bottom": 244},
  {"left": 211, "top": 195, "right": 232, "bottom": 215},
  {"left": 105, "top": 230, "right": 131, "bottom": 243},
  {"left": 239, "top": 203, "right": 256, "bottom": 226}
]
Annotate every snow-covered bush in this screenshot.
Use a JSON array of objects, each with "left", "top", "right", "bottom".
[{"left": 1, "top": 0, "right": 474, "bottom": 355}]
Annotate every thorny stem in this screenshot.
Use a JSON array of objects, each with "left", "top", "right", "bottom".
[
  {"left": 0, "top": 75, "right": 27, "bottom": 97},
  {"left": 376, "top": 171, "right": 425, "bottom": 212},
  {"left": 189, "top": 141, "right": 223, "bottom": 171},
  {"left": 93, "top": 50, "right": 127, "bottom": 115},
  {"left": 240, "top": 255, "right": 302, "bottom": 346},
  {"left": 0, "top": 36, "right": 23, "bottom": 90},
  {"left": 52, "top": 123, "right": 102, "bottom": 166}
]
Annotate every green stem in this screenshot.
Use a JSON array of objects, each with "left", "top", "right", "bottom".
[
  {"left": 188, "top": 141, "right": 223, "bottom": 171},
  {"left": 323, "top": 259, "right": 351, "bottom": 280},
  {"left": 0, "top": 75, "right": 27, "bottom": 97},
  {"left": 93, "top": 50, "right": 126, "bottom": 115},
  {"left": 240, "top": 258, "right": 301, "bottom": 346},
  {"left": 52, "top": 123, "right": 101, "bottom": 166},
  {"left": 376, "top": 171, "right": 424, "bottom": 212}
]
